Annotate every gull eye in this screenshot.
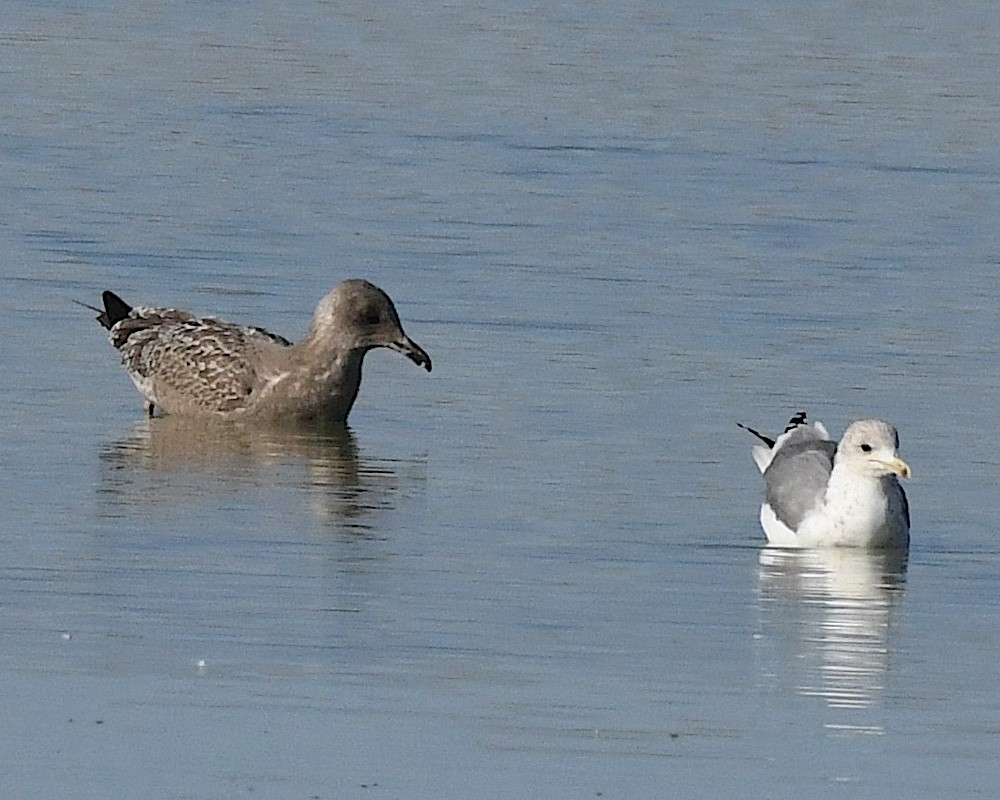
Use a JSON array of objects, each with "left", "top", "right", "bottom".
[
  {"left": 359, "top": 306, "right": 382, "bottom": 326},
  {"left": 860, "top": 443, "right": 873, "bottom": 453}
]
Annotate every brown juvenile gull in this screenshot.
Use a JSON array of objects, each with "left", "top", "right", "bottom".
[
  {"left": 89, "top": 279, "right": 431, "bottom": 422},
  {"left": 738, "top": 412, "right": 911, "bottom": 549}
]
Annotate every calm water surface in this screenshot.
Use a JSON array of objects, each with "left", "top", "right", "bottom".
[{"left": 2, "top": 2, "right": 1000, "bottom": 798}]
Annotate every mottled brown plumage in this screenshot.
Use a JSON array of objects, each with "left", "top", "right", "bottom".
[{"left": 94, "top": 280, "right": 431, "bottom": 422}]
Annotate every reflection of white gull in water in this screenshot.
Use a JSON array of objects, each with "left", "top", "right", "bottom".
[
  {"left": 739, "top": 412, "right": 911, "bottom": 548},
  {"left": 99, "top": 417, "right": 422, "bottom": 528},
  {"left": 756, "top": 547, "right": 907, "bottom": 734},
  {"left": 84, "top": 280, "right": 431, "bottom": 422}
]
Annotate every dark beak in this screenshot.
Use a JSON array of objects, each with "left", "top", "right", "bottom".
[{"left": 389, "top": 336, "right": 432, "bottom": 372}]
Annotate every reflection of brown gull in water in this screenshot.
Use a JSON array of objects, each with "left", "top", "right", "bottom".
[
  {"left": 84, "top": 280, "right": 431, "bottom": 422},
  {"left": 756, "top": 548, "right": 907, "bottom": 734},
  {"left": 99, "top": 417, "right": 422, "bottom": 529}
]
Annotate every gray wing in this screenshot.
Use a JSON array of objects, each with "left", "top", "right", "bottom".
[
  {"left": 894, "top": 482, "right": 910, "bottom": 529},
  {"left": 763, "top": 438, "right": 837, "bottom": 531}
]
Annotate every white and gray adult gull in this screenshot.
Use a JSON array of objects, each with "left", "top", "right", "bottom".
[
  {"left": 88, "top": 279, "right": 431, "bottom": 423},
  {"left": 738, "top": 412, "right": 911, "bottom": 548}
]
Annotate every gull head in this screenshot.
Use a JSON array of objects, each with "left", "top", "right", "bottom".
[
  {"left": 836, "top": 419, "right": 911, "bottom": 479},
  {"left": 311, "top": 279, "right": 432, "bottom": 371}
]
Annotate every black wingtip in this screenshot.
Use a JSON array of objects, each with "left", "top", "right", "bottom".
[
  {"left": 737, "top": 421, "right": 775, "bottom": 448},
  {"left": 783, "top": 411, "right": 808, "bottom": 433},
  {"left": 99, "top": 290, "right": 133, "bottom": 330}
]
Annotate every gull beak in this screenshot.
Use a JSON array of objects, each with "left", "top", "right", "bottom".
[
  {"left": 880, "top": 457, "right": 912, "bottom": 479},
  {"left": 388, "top": 336, "right": 432, "bottom": 372}
]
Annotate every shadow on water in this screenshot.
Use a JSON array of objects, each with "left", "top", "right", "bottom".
[
  {"left": 96, "top": 416, "right": 422, "bottom": 532},
  {"left": 755, "top": 547, "right": 908, "bottom": 735}
]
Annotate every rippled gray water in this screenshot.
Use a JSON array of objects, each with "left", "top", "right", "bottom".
[{"left": 3, "top": 2, "right": 1000, "bottom": 797}]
